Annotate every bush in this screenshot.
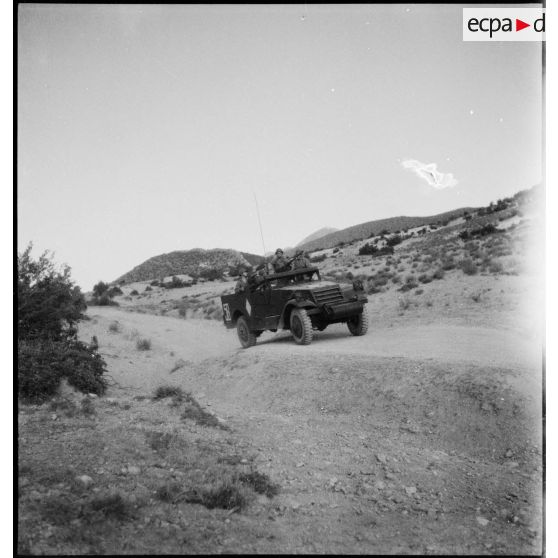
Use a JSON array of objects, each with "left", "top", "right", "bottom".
[
  {"left": 18, "top": 338, "right": 107, "bottom": 403},
  {"left": 460, "top": 258, "right": 478, "bottom": 275},
  {"left": 18, "top": 245, "right": 86, "bottom": 341},
  {"left": 136, "top": 338, "right": 151, "bottom": 351},
  {"left": 130, "top": 289, "right": 139, "bottom": 296},
  {"left": 386, "top": 234, "right": 402, "bottom": 247},
  {"left": 18, "top": 245, "right": 108, "bottom": 402},
  {"left": 107, "top": 286, "right": 123, "bottom": 297},
  {"left": 92, "top": 292, "right": 119, "bottom": 306},
  {"left": 162, "top": 276, "right": 184, "bottom": 289},
  {"left": 153, "top": 385, "right": 185, "bottom": 401},
  {"left": 199, "top": 268, "right": 223, "bottom": 282},
  {"left": 432, "top": 268, "right": 445, "bottom": 280},
  {"left": 92, "top": 281, "right": 109, "bottom": 298},
  {"left": 310, "top": 254, "right": 327, "bottom": 263}
]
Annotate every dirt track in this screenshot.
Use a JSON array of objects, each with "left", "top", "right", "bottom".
[{"left": 76, "top": 306, "right": 543, "bottom": 554}]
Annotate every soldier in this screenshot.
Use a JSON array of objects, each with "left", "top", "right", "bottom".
[
  {"left": 235, "top": 269, "right": 249, "bottom": 293},
  {"left": 293, "top": 251, "right": 310, "bottom": 270},
  {"left": 271, "top": 248, "right": 290, "bottom": 273},
  {"left": 293, "top": 251, "right": 312, "bottom": 282}
]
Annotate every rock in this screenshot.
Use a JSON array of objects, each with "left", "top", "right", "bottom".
[
  {"left": 376, "top": 453, "right": 387, "bottom": 464},
  {"left": 476, "top": 516, "right": 489, "bottom": 527},
  {"left": 505, "top": 449, "right": 513, "bottom": 458},
  {"left": 374, "top": 481, "right": 386, "bottom": 490},
  {"left": 405, "top": 486, "right": 417, "bottom": 496},
  {"left": 51, "top": 414, "right": 58, "bottom": 421},
  {"left": 127, "top": 466, "right": 141, "bottom": 475},
  {"left": 19, "top": 477, "right": 30, "bottom": 488},
  {"left": 296, "top": 462, "right": 305, "bottom": 468},
  {"left": 385, "top": 472, "right": 396, "bottom": 481},
  {"left": 76, "top": 475, "right": 94, "bottom": 488},
  {"left": 88, "top": 393, "right": 98, "bottom": 399}
]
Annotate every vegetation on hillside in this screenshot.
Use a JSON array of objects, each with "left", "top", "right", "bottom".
[{"left": 115, "top": 249, "right": 264, "bottom": 284}]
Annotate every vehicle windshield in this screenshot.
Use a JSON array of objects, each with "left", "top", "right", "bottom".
[{"left": 250, "top": 266, "right": 320, "bottom": 290}]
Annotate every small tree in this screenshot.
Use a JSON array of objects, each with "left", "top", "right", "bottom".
[
  {"left": 92, "top": 281, "right": 110, "bottom": 298},
  {"left": 17, "top": 244, "right": 108, "bottom": 402}
]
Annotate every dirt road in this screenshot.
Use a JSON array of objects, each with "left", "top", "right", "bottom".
[{"left": 75, "top": 306, "right": 543, "bottom": 554}]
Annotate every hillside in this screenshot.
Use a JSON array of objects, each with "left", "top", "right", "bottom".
[
  {"left": 298, "top": 207, "right": 479, "bottom": 252},
  {"left": 115, "top": 249, "right": 265, "bottom": 284},
  {"left": 296, "top": 227, "right": 338, "bottom": 247}
]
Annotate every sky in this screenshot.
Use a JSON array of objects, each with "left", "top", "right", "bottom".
[{"left": 17, "top": 3, "right": 543, "bottom": 290}]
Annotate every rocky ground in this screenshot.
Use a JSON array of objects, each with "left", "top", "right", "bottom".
[{"left": 17, "top": 267, "right": 544, "bottom": 553}]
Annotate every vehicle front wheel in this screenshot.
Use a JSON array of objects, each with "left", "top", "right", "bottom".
[
  {"left": 347, "top": 311, "right": 369, "bottom": 336},
  {"left": 237, "top": 316, "right": 257, "bottom": 348},
  {"left": 290, "top": 308, "right": 313, "bottom": 345}
]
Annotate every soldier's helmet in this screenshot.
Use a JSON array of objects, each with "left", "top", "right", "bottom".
[{"left": 275, "top": 248, "right": 283, "bottom": 255}]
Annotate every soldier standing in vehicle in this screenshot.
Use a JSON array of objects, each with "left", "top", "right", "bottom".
[
  {"left": 293, "top": 251, "right": 310, "bottom": 270},
  {"left": 293, "top": 251, "right": 312, "bottom": 281},
  {"left": 235, "top": 269, "right": 249, "bottom": 293},
  {"left": 271, "top": 249, "right": 290, "bottom": 273}
]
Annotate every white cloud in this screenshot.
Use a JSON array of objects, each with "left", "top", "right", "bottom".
[{"left": 401, "top": 159, "right": 458, "bottom": 190}]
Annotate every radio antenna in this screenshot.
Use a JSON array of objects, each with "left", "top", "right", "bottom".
[{"left": 253, "top": 191, "right": 267, "bottom": 257}]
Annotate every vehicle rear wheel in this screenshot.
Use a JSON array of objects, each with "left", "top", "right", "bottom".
[
  {"left": 237, "top": 316, "right": 257, "bottom": 348},
  {"left": 290, "top": 308, "right": 313, "bottom": 345},
  {"left": 347, "top": 311, "right": 369, "bottom": 336}
]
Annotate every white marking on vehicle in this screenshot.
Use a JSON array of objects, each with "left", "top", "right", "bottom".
[{"left": 223, "top": 303, "right": 231, "bottom": 322}]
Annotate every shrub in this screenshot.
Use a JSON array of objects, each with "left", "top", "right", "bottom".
[
  {"left": 181, "top": 393, "right": 228, "bottom": 430},
  {"left": 238, "top": 471, "right": 279, "bottom": 498},
  {"left": 107, "top": 286, "right": 123, "bottom": 297},
  {"left": 153, "top": 385, "right": 185, "bottom": 401},
  {"left": 386, "top": 234, "right": 402, "bottom": 247},
  {"left": 489, "top": 261, "right": 503, "bottom": 274},
  {"left": 18, "top": 338, "right": 107, "bottom": 403},
  {"left": 460, "top": 258, "right": 478, "bottom": 275},
  {"left": 86, "top": 492, "right": 136, "bottom": 521},
  {"left": 108, "top": 321, "right": 121, "bottom": 333},
  {"left": 130, "top": 289, "right": 139, "bottom": 296},
  {"left": 418, "top": 273, "right": 432, "bottom": 284},
  {"left": 150, "top": 280, "right": 159, "bottom": 286},
  {"left": 199, "top": 268, "right": 223, "bottom": 282},
  {"left": 144, "top": 285, "right": 152, "bottom": 292},
  {"left": 202, "top": 481, "right": 248, "bottom": 510},
  {"left": 310, "top": 254, "right": 327, "bottom": 263},
  {"left": 92, "top": 281, "right": 109, "bottom": 298},
  {"left": 432, "top": 268, "right": 445, "bottom": 280},
  {"left": 18, "top": 245, "right": 108, "bottom": 402},
  {"left": 136, "top": 338, "right": 151, "bottom": 351},
  {"left": 18, "top": 245, "right": 86, "bottom": 341}
]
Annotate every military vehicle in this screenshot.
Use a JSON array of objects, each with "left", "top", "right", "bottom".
[{"left": 220, "top": 265, "right": 369, "bottom": 348}]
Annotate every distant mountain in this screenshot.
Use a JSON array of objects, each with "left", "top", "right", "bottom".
[
  {"left": 115, "top": 249, "right": 265, "bottom": 284},
  {"left": 296, "top": 227, "right": 339, "bottom": 247},
  {"left": 297, "top": 208, "right": 479, "bottom": 252}
]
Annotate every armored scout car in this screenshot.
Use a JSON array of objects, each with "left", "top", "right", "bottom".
[{"left": 220, "top": 266, "right": 369, "bottom": 348}]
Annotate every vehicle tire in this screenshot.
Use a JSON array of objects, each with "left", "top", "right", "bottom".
[
  {"left": 237, "top": 316, "right": 257, "bottom": 348},
  {"left": 347, "top": 311, "right": 369, "bottom": 336},
  {"left": 290, "top": 308, "right": 313, "bottom": 345}
]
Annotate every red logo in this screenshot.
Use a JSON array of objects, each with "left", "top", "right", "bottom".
[{"left": 516, "top": 19, "right": 530, "bottom": 32}]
